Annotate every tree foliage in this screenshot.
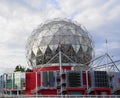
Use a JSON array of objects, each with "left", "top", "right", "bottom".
[
  {"left": 14, "top": 65, "right": 33, "bottom": 72},
  {"left": 26, "top": 68, "right": 33, "bottom": 72}
]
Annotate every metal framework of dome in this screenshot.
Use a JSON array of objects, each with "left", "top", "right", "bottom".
[{"left": 26, "top": 19, "right": 93, "bottom": 68}]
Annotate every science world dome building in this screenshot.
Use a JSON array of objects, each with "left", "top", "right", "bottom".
[
  {"left": 0, "top": 19, "right": 120, "bottom": 97},
  {"left": 26, "top": 19, "right": 93, "bottom": 68}
]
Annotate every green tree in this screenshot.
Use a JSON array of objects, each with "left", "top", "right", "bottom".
[
  {"left": 26, "top": 68, "right": 33, "bottom": 72},
  {"left": 14, "top": 65, "right": 25, "bottom": 72},
  {"left": 14, "top": 65, "right": 33, "bottom": 72}
]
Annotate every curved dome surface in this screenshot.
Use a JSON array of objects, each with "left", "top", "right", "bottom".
[{"left": 26, "top": 19, "right": 93, "bottom": 68}]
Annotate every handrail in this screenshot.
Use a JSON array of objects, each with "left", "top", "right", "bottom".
[{"left": 1, "top": 94, "right": 120, "bottom": 98}]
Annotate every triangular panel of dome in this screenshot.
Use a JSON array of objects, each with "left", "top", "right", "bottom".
[
  {"left": 39, "top": 46, "right": 47, "bottom": 54},
  {"left": 78, "top": 36, "right": 82, "bottom": 44},
  {"left": 37, "top": 36, "right": 43, "bottom": 45},
  {"left": 56, "top": 23, "right": 63, "bottom": 28},
  {"left": 70, "top": 36, "right": 80, "bottom": 45},
  {"left": 87, "top": 47, "right": 92, "bottom": 55},
  {"left": 49, "top": 45, "right": 58, "bottom": 52},
  {"left": 41, "top": 29, "right": 48, "bottom": 35},
  {"left": 43, "top": 30, "right": 51, "bottom": 36},
  {"left": 61, "top": 35, "right": 74, "bottom": 45},
  {"left": 48, "top": 28, "right": 59, "bottom": 36},
  {"left": 51, "top": 25, "right": 59, "bottom": 29},
  {"left": 66, "top": 28, "right": 74, "bottom": 35},
  {"left": 62, "top": 25, "right": 72, "bottom": 30},
  {"left": 82, "top": 45, "right": 88, "bottom": 53},
  {"left": 49, "top": 36, "right": 60, "bottom": 45},
  {"left": 32, "top": 59, "right": 36, "bottom": 67},
  {"left": 84, "top": 37, "right": 89, "bottom": 46},
  {"left": 32, "top": 43, "right": 38, "bottom": 56},
  {"left": 70, "top": 28, "right": 76, "bottom": 35},
  {"left": 72, "top": 45, "right": 80, "bottom": 53},
  {"left": 27, "top": 50, "right": 31, "bottom": 58},
  {"left": 76, "top": 30, "right": 83, "bottom": 37},
  {"left": 54, "top": 28, "right": 65, "bottom": 36},
  {"left": 37, "top": 48, "right": 42, "bottom": 56},
  {"left": 38, "top": 30, "right": 48, "bottom": 39},
  {"left": 80, "top": 37, "right": 88, "bottom": 46},
  {"left": 40, "top": 36, "right": 52, "bottom": 46},
  {"left": 74, "top": 36, "right": 81, "bottom": 44},
  {"left": 85, "top": 38, "right": 90, "bottom": 45},
  {"left": 76, "top": 27, "right": 84, "bottom": 36},
  {"left": 31, "top": 50, "right": 35, "bottom": 59},
  {"left": 54, "top": 28, "right": 73, "bottom": 36},
  {"left": 61, "top": 35, "right": 71, "bottom": 44}
]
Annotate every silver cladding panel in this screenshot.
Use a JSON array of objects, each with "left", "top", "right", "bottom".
[{"left": 26, "top": 19, "right": 93, "bottom": 67}]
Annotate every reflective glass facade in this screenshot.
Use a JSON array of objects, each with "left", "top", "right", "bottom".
[
  {"left": 41, "top": 71, "right": 56, "bottom": 88},
  {"left": 90, "top": 71, "right": 109, "bottom": 88},
  {"left": 112, "top": 72, "right": 120, "bottom": 90},
  {"left": 0, "top": 72, "right": 26, "bottom": 90}
]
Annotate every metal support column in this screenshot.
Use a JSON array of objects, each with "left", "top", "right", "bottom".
[
  {"left": 86, "top": 71, "right": 89, "bottom": 92},
  {"left": 59, "top": 50, "right": 63, "bottom": 95},
  {"left": 36, "top": 72, "right": 38, "bottom": 97}
]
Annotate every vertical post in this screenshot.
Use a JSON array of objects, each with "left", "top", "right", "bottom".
[
  {"left": 59, "top": 51, "right": 62, "bottom": 76},
  {"left": 58, "top": 41, "right": 62, "bottom": 76},
  {"left": 59, "top": 45, "right": 63, "bottom": 96},
  {"left": 19, "top": 72, "right": 21, "bottom": 95},
  {"left": 86, "top": 71, "right": 88, "bottom": 91},
  {"left": 1, "top": 75, "right": 3, "bottom": 95},
  {"left": 12, "top": 73, "right": 14, "bottom": 92},
  {"left": 36, "top": 72, "right": 38, "bottom": 98},
  {"left": 17, "top": 73, "right": 20, "bottom": 96},
  {"left": 4, "top": 74, "right": 6, "bottom": 94},
  {"left": 41, "top": 72, "right": 43, "bottom": 88},
  {"left": 59, "top": 50, "right": 62, "bottom": 96},
  {"left": 105, "top": 39, "right": 109, "bottom": 72},
  {"left": 17, "top": 90, "right": 19, "bottom": 96}
]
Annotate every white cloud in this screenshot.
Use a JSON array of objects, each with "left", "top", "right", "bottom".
[
  {"left": 57, "top": 0, "right": 103, "bottom": 16},
  {"left": 0, "top": 0, "right": 65, "bottom": 73},
  {"left": 73, "top": 1, "right": 120, "bottom": 30},
  {"left": 0, "top": 0, "right": 120, "bottom": 74}
]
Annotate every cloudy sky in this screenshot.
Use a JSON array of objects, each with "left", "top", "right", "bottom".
[{"left": 0, "top": 0, "right": 120, "bottom": 73}]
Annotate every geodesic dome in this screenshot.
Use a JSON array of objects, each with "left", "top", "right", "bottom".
[{"left": 26, "top": 19, "right": 93, "bottom": 68}]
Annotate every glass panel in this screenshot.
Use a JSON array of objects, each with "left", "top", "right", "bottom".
[
  {"left": 72, "top": 45, "right": 80, "bottom": 53},
  {"left": 14, "top": 72, "right": 21, "bottom": 89},
  {"left": 65, "top": 29, "right": 73, "bottom": 35},
  {"left": 6, "top": 73, "right": 13, "bottom": 88},
  {"left": 32, "top": 59, "right": 36, "bottom": 67},
  {"left": 21, "top": 73, "right": 26, "bottom": 90},
  {"left": 70, "top": 36, "right": 76, "bottom": 44},
  {"left": 82, "top": 45, "right": 88, "bottom": 52},
  {"left": 50, "top": 36, "right": 59, "bottom": 45},
  {"left": 31, "top": 51, "right": 35, "bottom": 59},
  {"left": 37, "top": 49, "right": 42, "bottom": 56},
  {"left": 112, "top": 72, "right": 120, "bottom": 90},
  {"left": 32, "top": 44, "right": 38, "bottom": 56},
  {"left": 78, "top": 36, "right": 82, "bottom": 43},
  {"left": 49, "top": 28, "right": 58, "bottom": 36},
  {"left": 70, "top": 28, "right": 76, "bottom": 35},
  {"left": 42, "top": 71, "right": 56, "bottom": 88},
  {"left": 39, "top": 46, "right": 47, "bottom": 54},
  {"left": 67, "top": 71, "right": 82, "bottom": 87},
  {"left": 92, "top": 71, "right": 109, "bottom": 88},
  {"left": 49, "top": 45, "right": 58, "bottom": 52},
  {"left": 14, "top": 72, "right": 26, "bottom": 90},
  {"left": 51, "top": 25, "right": 59, "bottom": 29},
  {"left": 62, "top": 35, "right": 71, "bottom": 44}
]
